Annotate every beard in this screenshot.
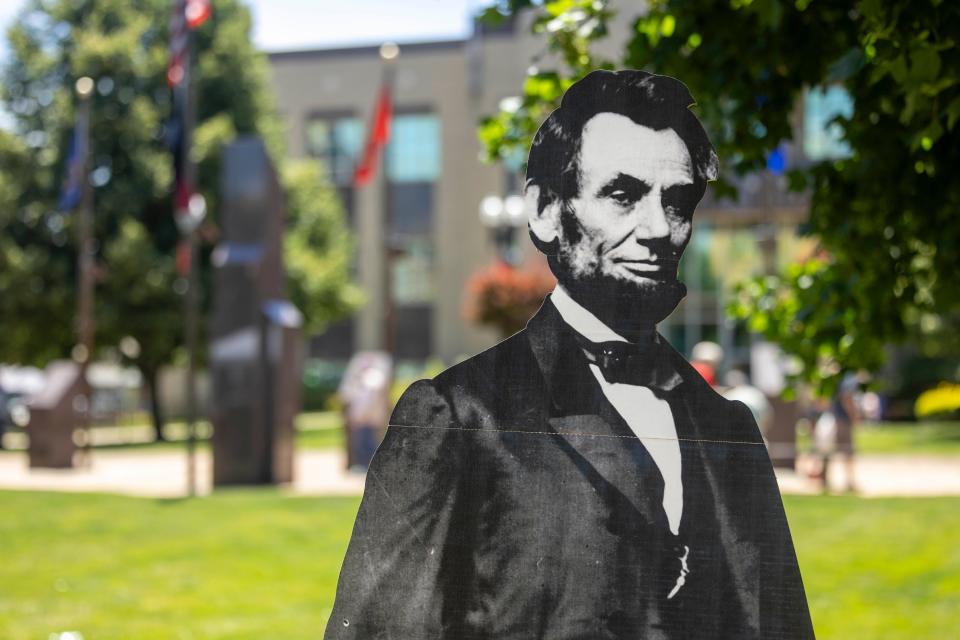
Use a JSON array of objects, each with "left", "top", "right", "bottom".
[{"left": 551, "top": 209, "right": 687, "bottom": 337}]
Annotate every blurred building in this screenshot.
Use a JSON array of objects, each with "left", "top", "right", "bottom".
[{"left": 267, "top": 14, "right": 851, "bottom": 368}]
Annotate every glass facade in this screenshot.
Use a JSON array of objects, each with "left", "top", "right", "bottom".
[
  {"left": 803, "top": 86, "right": 854, "bottom": 161},
  {"left": 305, "top": 113, "right": 363, "bottom": 358},
  {"left": 666, "top": 223, "right": 816, "bottom": 365},
  {"left": 386, "top": 114, "right": 442, "bottom": 183},
  {"left": 390, "top": 237, "right": 435, "bottom": 306},
  {"left": 386, "top": 113, "right": 441, "bottom": 359},
  {"left": 305, "top": 115, "right": 364, "bottom": 186}
]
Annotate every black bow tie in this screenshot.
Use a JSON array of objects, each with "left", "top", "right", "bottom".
[{"left": 575, "top": 335, "right": 681, "bottom": 391}]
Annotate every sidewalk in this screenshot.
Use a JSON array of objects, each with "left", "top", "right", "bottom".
[
  {"left": 776, "top": 454, "right": 960, "bottom": 497},
  {"left": 0, "top": 448, "right": 958, "bottom": 499},
  {"left": 0, "top": 449, "right": 365, "bottom": 498}
]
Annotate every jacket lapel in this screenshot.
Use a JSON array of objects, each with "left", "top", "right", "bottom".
[
  {"left": 526, "top": 298, "right": 667, "bottom": 526},
  {"left": 526, "top": 300, "right": 775, "bottom": 628},
  {"left": 660, "top": 344, "right": 762, "bottom": 623}
]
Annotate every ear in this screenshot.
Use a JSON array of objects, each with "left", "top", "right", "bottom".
[
  {"left": 524, "top": 184, "right": 561, "bottom": 246},
  {"left": 703, "top": 148, "right": 719, "bottom": 182}
]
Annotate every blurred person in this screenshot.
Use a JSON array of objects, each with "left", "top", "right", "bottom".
[
  {"left": 326, "top": 71, "right": 812, "bottom": 639},
  {"left": 0, "top": 386, "right": 8, "bottom": 449},
  {"left": 690, "top": 340, "right": 723, "bottom": 387},
  {"left": 828, "top": 372, "right": 861, "bottom": 493},
  {"left": 343, "top": 366, "right": 389, "bottom": 471},
  {"left": 860, "top": 389, "right": 882, "bottom": 422},
  {"left": 722, "top": 368, "right": 773, "bottom": 438},
  {"left": 337, "top": 352, "right": 392, "bottom": 471}
]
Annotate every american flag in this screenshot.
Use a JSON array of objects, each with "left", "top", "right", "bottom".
[
  {"left": 167, "top": 0, "right": 211, "bottom": 229},
  {"left": 167, "top": 0, "right": 212, "bottom": 88},
  {"left": 58, "top": 116, "right": 87, "bottom": 211}
]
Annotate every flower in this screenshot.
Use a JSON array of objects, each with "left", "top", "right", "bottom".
[{"left": 465, "top": 260, "right": 556, "bottom": 337}]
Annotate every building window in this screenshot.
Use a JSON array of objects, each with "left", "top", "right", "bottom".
[
  {"left": 304, "top": 113, "right": 363, "bottom": 358},
  {"left": 384, "top": 112, "right": 440, "bottom": 359},
  {"left": 803, "top": 86, "right": 853, "bottom": 161},
  {"left": 386, "top": 114, "right": 441, "bottom": 182},
  {"left": 305, "top": 114, "right": 364, "bottom": 186},
  {"left": 393, "top": 306, "right": 433, "bottom": 360},
  {"left": 388, "top": 182, "right": 433, "bottom": 236},
  {"left": 391, "top": 238, "right": 435, "bottom": 306}
]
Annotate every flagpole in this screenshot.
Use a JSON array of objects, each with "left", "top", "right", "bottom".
[
  {"left": 378, "top": 43, "right": 399, "bottom": 355},
  {"left": 74, "top": 76, "right": 95, "bottom": 468},
  {"left": 167, "top": 0, "right": 210, "bottom": 497},
  {"left": 182, "top": 24, "right": 200, "bottom": 499}
]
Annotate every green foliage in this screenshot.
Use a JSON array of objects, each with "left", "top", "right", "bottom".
[
  {"left": 729, "top": 257, "right": 888, "bottom": 397},
  {"left": 478, "top": 0, "right": 614, "bottom": 166},
  {"left": 0, "top": 1, "right": 358, "bottom": 421},
  {"left": 478, "top": 0, "right": 960, "bottom": 396},
  {"left": 283, "top": 160, "right": 363, "bottom": 335}
]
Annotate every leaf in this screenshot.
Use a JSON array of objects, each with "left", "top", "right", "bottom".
[
  {"left": 946, "top": 97, "right": 960, "bottom": 130},
  {"left": 887, "top": 54, "right": 908, "bottom": 83},
  {"left": 910, "top": 46, "right": 941, "bottom": 84}
]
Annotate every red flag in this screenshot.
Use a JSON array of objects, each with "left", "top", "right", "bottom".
[
  {"left": 353, "top": 83, "right": 393, "bottom": 187},
  {"left": 185, "top": 0, "right": 212, "bottom": 28}
]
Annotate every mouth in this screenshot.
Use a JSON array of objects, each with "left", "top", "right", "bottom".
[
  {"left": 613, "top": 259, "right": 677, "bottom": 282},
  {"left": 614, "top": 260, "right": 675, "bottom": 279}
]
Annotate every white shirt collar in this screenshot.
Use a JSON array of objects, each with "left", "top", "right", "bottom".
[{"left": 550, "top": 285, "right": 629, "bottom": 344}]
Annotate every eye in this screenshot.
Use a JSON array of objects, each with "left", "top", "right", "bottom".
[
  {"left": 662, "top": 185, "right": 699, "bottom": 218},
  {"left": 600, "top": 179, "right": 651, "bottom": 207}
]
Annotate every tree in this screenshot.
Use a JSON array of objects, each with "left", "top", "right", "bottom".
[
  {"left": 0, "top": 0, "right": 360, "bottom": 438},
  {"left": 478, "top": 0, "right": 960, "bottom": 396}
]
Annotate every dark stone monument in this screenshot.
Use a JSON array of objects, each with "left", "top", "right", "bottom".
[
  {"left": 26, "top": 361, "right": 86, "bottom": 468},
  {"left": 209, "top": 137, "right": 303, "bottom": 486}
]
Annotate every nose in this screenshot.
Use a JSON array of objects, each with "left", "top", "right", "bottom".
[{"left": 632, "top": 189, "right": 671, "bottom": 240}]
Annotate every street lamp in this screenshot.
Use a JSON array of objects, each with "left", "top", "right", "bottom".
[{"left": 479, "top": 193, "right": 528, "bottom": 265}]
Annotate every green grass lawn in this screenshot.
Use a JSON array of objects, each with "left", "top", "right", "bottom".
[
  {"left": 1, "top": 412, "right": 346, "bottom": 454},
  {"left": 797, "top": 421, "right": 960, "bottom": 456},
  {"left": 0, "top": 491, "right": 957, "bottom": 639},
  {"left": 854, "top": 421, "right": 960, "bottom": 455}
]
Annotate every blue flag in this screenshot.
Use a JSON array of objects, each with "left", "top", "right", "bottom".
[{"left": 59, "top": 118, "right": 87, "bottom": 211}]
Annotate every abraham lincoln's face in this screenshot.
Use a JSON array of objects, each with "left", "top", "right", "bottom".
[{"left": 539, "top": 112, "right": 701, "bottom": 324}]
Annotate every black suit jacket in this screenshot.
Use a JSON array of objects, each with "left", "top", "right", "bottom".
[{"left": 324, "top": 300, "right": 814, "bottom": 639}]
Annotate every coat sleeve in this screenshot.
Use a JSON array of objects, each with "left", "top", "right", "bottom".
[
  {"left": 324, "top": 379, "right": 469, "bottom": 640},
  {"left": 728, "top": 400, "right": 816, "bottom": 639}
]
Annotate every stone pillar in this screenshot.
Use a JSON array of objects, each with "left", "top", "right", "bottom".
[{"left": 209, "top": 137, "right": 302, "bottom": 486}]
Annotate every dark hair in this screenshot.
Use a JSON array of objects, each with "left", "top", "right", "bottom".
[{"left": 525, "top": 70, "right": 718, "bottom": 215}]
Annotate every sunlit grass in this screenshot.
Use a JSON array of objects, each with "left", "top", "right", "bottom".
[
  {"left": 789, "top": 495, "right": 960, "bottom": 638},
  {"left": 0, "top": 491, "right": 957, "bottom": 639},
  {"left": 0, "top": 490, "right": 356, "bottom": 639},
  {"left": 1, "top": 411, "right": 344, "bottom": 453},
  {"left": 797, "top": 421, "right": 960, "bottom": 456}
]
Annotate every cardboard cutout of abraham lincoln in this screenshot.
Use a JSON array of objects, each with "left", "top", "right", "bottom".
[{"left": 324, "top": 70, "right": 815, "bottom": 640}]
